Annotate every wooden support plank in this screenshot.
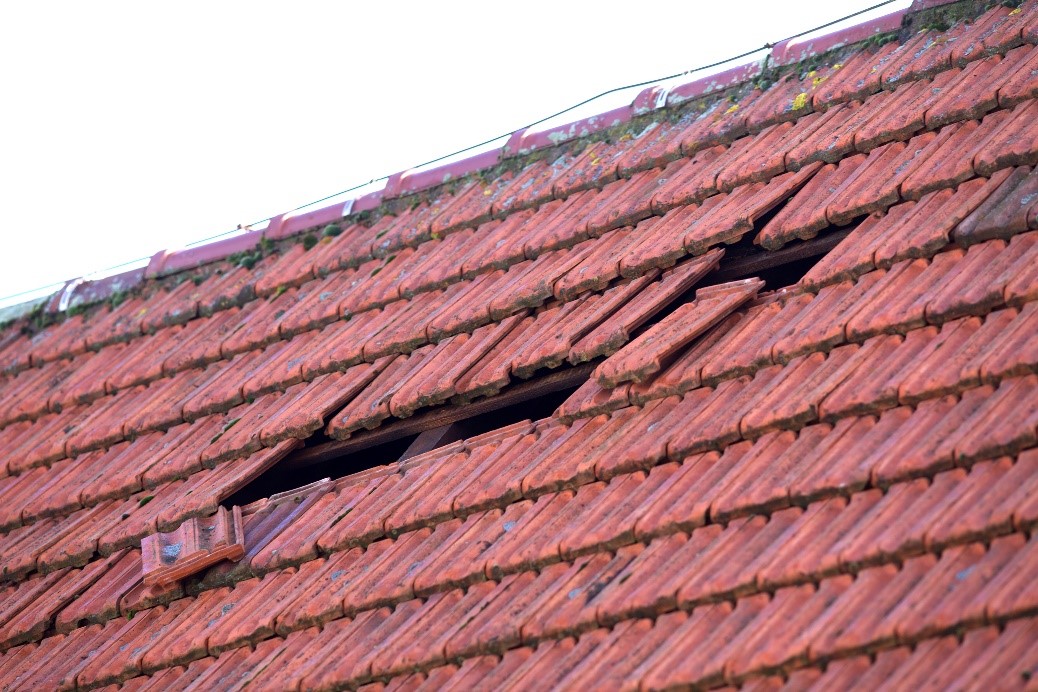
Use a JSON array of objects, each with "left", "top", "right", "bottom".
[{"left": 708, "top": 228, "right": 852, "bottom": 283}]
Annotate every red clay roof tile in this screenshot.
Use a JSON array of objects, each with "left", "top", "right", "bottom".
[
  {"left": 570, "top": 249, "right": 722, "bottom": 364},
  {"left": 997, "top": 43, "right": 1038, "bottom": 106},
  {"left": 593, "top": 278, "right": 762, "bottom": 388},
  {"left": 140, "top": 506, "right": 245, "bottom": 587},
  {"left": 4, "top": 6, "right": 1038, "bottom": 687}
]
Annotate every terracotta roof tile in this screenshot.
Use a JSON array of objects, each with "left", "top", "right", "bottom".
[
  {"left": 570, "top": 253, "right": 718, "bottom": 363},
  {"left": 4, "top": 5, "right": 1038, "bottom": 687},
  {"left": 492, "top": 156, "right": 571, "bottom": 217},
  {"left": 593, "top": 278, "right": 762, "bottom": 387},
  {"left": 974, "top": 99, "right": 1038, "bottom": 175},
  {"left": 140, "top": 505, "right": 245, "bottom": 587},
  {"left": 428, "top": 178, "right": 505, "bottom": 237},
  {"left": 958, "top": 4, "right": 1030, "bottom": 64},
  {"left": 932, "top": 52, "right": 1019, "bottom": 128},
  {"left": 831, "top": 137, "right": 927, "bottom": 224},
  {"left": 615, "top": 120, "right": 687, "bottom": 177},
  {"left": 694, "top": 294, "right": 786, "bottom": 380},
  {"left": 610, "top": 215, "right": 683, "bottom": 279},
  {"left": 739, "top": 349, "right": 850, "bottom": 436},
  {"left": 997, "top": 43, "right": 1038, "bottom": 106},
  {"left": 741, "top": 72, "right": 815, "bottom": 131},
  {"left": 756, "top": 157, "right": 863, "bottom": 250},
  {"left": 585, "top": 168, "right": 667, "bottom": 235},
  {"left": 785, "top": 100, "right": 860, "bottom": 169},
  {"left": 649, "top": 144, "right": 726, "bottom": 212},
  {"left": 958, "top": 166, "right": 1038, "bottom": 244}
]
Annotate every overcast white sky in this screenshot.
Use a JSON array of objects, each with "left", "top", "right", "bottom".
[{"left": 0, "top": 1, "right": 907, "bottom": 308}]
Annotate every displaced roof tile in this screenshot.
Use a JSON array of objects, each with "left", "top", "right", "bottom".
[
  {"left": 140, "top": 506, "right": 245, "bottom": 587},
  {"left": 756, "top": 156, "right": 864, "bottom": 250},
  {"left": 5, "top": 7, "right": 1038, "bottom": 687},
  {"left": 593, "top": 278, "right": 762, "bottom": 388},
  {"left": 570, "top": 250, "right": 722, "bottom": 364}
]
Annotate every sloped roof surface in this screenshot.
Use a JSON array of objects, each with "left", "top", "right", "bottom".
[{"left": 2, "top": 0, "right": 1038, "bottom": 688}]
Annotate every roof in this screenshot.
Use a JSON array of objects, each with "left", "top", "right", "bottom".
[{"left": 2, "top": 0, "right": 1038, "bottom": 688}]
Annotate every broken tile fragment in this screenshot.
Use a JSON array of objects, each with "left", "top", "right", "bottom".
[{"left": 141, "top": 506, "right": 245, "bottom": 587}]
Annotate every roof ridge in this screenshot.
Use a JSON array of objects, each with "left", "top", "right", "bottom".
[{"left": 1, "top": 0, "right": 956, "bottom": 325}]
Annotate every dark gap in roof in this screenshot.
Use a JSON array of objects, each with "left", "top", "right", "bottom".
[
  {"left": 755, "top": 251, "right": 823, "bottom": 290},
  {"left": 225, "top": 378, "right": 580, "bottom": 506},
  {"left": 460, "top": 386, "right": 574, "bottom": 434},
  {"left": 691, "top": 191, "right": 853, "bottom": 288},
  {"left": 288, "top": 366, "right": 590, "bottom": 469},
  {"left": 693, "top": 227, "right": 853, "bottom": 293},
  {"left": 224, "top": 433, "right": 419, "bottom": 507}
]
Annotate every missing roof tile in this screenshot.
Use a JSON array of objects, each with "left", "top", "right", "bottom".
[{"left": 224, "top": 377, "right": 580, "bottom": 507}]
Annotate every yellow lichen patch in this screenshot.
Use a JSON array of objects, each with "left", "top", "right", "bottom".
[
  {"left": 725, "top": 104, "right": 740, "bottom": 115},
  {"left": 792, "top": 92, "right": 809, "bottom": 110},
  {"left": 811, "top": 74, "right": 828, "bottom": 88}
]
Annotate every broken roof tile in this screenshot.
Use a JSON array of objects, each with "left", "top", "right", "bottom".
[
  {"left": 594, "top": 278, "right": 763, "bottom": 388},
  {"left": 3, "top": 6, "right": 1038, "bottom": 688},
  {"left": 570, "top": 250, "right": 722, "bottom": 364},
  {"left": 141, "top": 506, "right": 245, "bottom": 587}
]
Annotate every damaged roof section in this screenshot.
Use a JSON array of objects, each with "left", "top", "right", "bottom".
[{"left": 0, "top": 0, "right": 1038, "bottom": 688}]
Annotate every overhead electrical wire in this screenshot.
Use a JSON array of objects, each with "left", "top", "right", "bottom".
[{"left": 1, "top": 0, "right": 900, "bottom": 307}]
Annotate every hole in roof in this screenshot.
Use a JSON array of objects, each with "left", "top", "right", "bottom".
[
  {"left": 224, "top": 383, "right": 578, "bottom": 507},
  {"left": 755, "top": 250, "right": 825, "bottom": 289}
]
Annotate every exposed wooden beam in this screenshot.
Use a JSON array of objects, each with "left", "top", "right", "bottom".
[{"left": 708, "top": 229, "right": 852, "bottom": 283}]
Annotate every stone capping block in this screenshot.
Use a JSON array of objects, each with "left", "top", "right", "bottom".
[
  {"left": 148, "top": 233, "right": 262, "bottom": 280},
  {"left": 141, "top": 505, "right": 246, "bottom": 587}
]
